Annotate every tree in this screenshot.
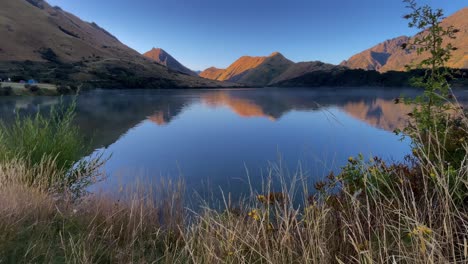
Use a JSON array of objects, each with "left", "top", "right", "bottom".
[{"left": 399, "top": 0, "right": 465, "bottom": 167}]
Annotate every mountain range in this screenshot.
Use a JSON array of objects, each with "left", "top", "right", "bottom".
[
  {"left": 197, "top": 7, "right": 467, "bottom": 87},
  {"left": 0, "top": 0, "right": 466, "bottom": 89},
  {"left": 199, "top": 53, "right": 348, "bottom": 86},
  {"left": 341, "top": 7, "right": 467, "bottom": 71},
  {"left": 0, "top": 0, "right": 228, "bottom": 88}
]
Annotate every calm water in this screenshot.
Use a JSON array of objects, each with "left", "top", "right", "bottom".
[{"left": 4, "top": 87, "right": 465, "bottom": 201}]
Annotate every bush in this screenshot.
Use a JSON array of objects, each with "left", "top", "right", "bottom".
[
  {"left": 0, "top": 86, "right": 13, "bottom": 96},
  {"left": 28, "top": 84, "right": 40, "bottom": 92},
  {"left": 56, "top": 85, "right": 72, "bottom": 95},
  {"left": 38, "top": 48, "right": 60, "bottom": 63},
  {"left": 69, "top": 84, "right": 79, "bottom": 92},
  {"left": 24, "top": 84, "right": 40, "bottom": 92}
]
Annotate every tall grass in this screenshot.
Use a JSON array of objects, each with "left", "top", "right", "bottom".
[
  {"left": 180, "top": 141, "right": 467, "bottom": 263},
  {"left": 0, "top": 164, "right": 184, "bottom": 263},
  {"left": 0, "top": 100, "right": 104, "bottom": 196},
  {"left": 0, "top": 101, "right": 85, "bottom": 169},
  {"left": 0, "top": 138, "right": 465, "bottom": 263}
]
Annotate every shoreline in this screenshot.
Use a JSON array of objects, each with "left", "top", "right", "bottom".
[{"left": 0, "top": 82, "right": 60, "bottom": 96}]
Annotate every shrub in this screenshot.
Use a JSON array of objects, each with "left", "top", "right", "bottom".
[
  {"left": 56, "top": 85, "right": 72, "bottom": 95},
  {"left": 398, "top": 0, "right": 465, "bottom": 169},
  {"left": 38, "top": 48, "right": 60, "bottom": 63},
  {"left": 69, "top": 84, "right": 79, "bottom": 92},
  {"left": 25, "top": 84, "right": 40, "bottom": 92},
  {"left": 0, "top": 86, "right": 13, "bottom": 96}
]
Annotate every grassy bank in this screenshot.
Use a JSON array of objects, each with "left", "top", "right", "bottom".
[
  {"left": 0, "top": 82, "right": 78, "bottom": 96},
  {"left": 0, "top": 99, "right": 466, "bottom": 263}
]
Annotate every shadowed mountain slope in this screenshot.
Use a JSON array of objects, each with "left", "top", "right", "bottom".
[{"left": 271, "top": 61, "right": 347, "bottom": 85}]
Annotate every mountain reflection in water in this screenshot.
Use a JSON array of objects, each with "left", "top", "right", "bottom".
[{"left": 2, "top": 88, "right": 466, "bottom": 200}]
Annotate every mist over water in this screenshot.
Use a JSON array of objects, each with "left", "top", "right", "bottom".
[{"left": 4, "top": 87, "right": 467, "bottom": 201}]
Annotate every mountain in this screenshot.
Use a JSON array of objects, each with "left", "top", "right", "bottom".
[
  {"left": 200, "top": 67, "right": 226, "bottom": 80},
  {"left": 143, "top": 48, "right": 197, "bottom": 76},
  {"left": 340, "top": 36, "right": 410, "bottom": 71},
  {"left": 0, "top": 0, "right": 227, "bottom": 88},
  {"left": 200, "top": 52, "right": 294, "bottom": 86},
  {"left": 341, "top": 8, "right": 468, "bottom": 72}
]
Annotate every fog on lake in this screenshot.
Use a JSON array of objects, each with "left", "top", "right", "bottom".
[{"left": 4, "top": 88, "right": 466, "bottom": 201}]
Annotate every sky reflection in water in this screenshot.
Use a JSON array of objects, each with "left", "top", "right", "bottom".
[{"left": 3, "top": 88, "right": 457, "bottom": 201}]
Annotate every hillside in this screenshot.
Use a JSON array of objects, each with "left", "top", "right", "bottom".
[
  {"left": 271, "top": 61, "right": 346, "bottom": 84},
  {"left": 235, "top": 52, "right": 294, "bottom": 86},
  {"left": 200, "top": 52, "right": 294, "bottom": 86},
  {"left": 143, "top": 48, "right": 197, "bottom": 76},
  {"left": 0, "top": 0, "right": 227, "bottom": 88},
  {"left": 341, "top": 8, "right": 468, "bottom": 72},
  {"left": 340, "top": 36, "right": 410, "bottom": 71}
]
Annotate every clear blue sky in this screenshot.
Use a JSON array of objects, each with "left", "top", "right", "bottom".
[{"left": 46, "top": 0, "right": 465, "bottom": 71}]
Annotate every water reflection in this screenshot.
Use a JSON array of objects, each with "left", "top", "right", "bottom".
[
  {"left": 0, "top": 88, "right": 422, "bottom": 139},
  {"left": 343, "top": 99, "right": 413, "bottom": 131},
  {"left": 2, "top": 87, "right": 461, "bottom": 200},
  {"left": 202, "top": 92, "right": 278, "bottom": 120}
]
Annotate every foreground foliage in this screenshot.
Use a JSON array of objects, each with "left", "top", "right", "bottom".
[
  {"left": 0, "top": 145, "right": 466, "bottom": 263},
  {"left": 0, "top": 101, "right": 103, "bottom": 196}
]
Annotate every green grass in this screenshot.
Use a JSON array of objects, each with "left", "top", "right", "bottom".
[
  {"left": 0, "top": 101, "right": 83, "bottom": 168},
  {"left": 0, "top": 101, "right": 103, "bottom": 196}
]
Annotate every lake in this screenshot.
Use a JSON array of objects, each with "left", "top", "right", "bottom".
[{"left": 4, "top": 87, "right": 465, "bottom": 202}]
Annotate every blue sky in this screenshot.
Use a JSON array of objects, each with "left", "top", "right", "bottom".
[{"left": 46, "top": 0, "right": 466, "bottom": 70}]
